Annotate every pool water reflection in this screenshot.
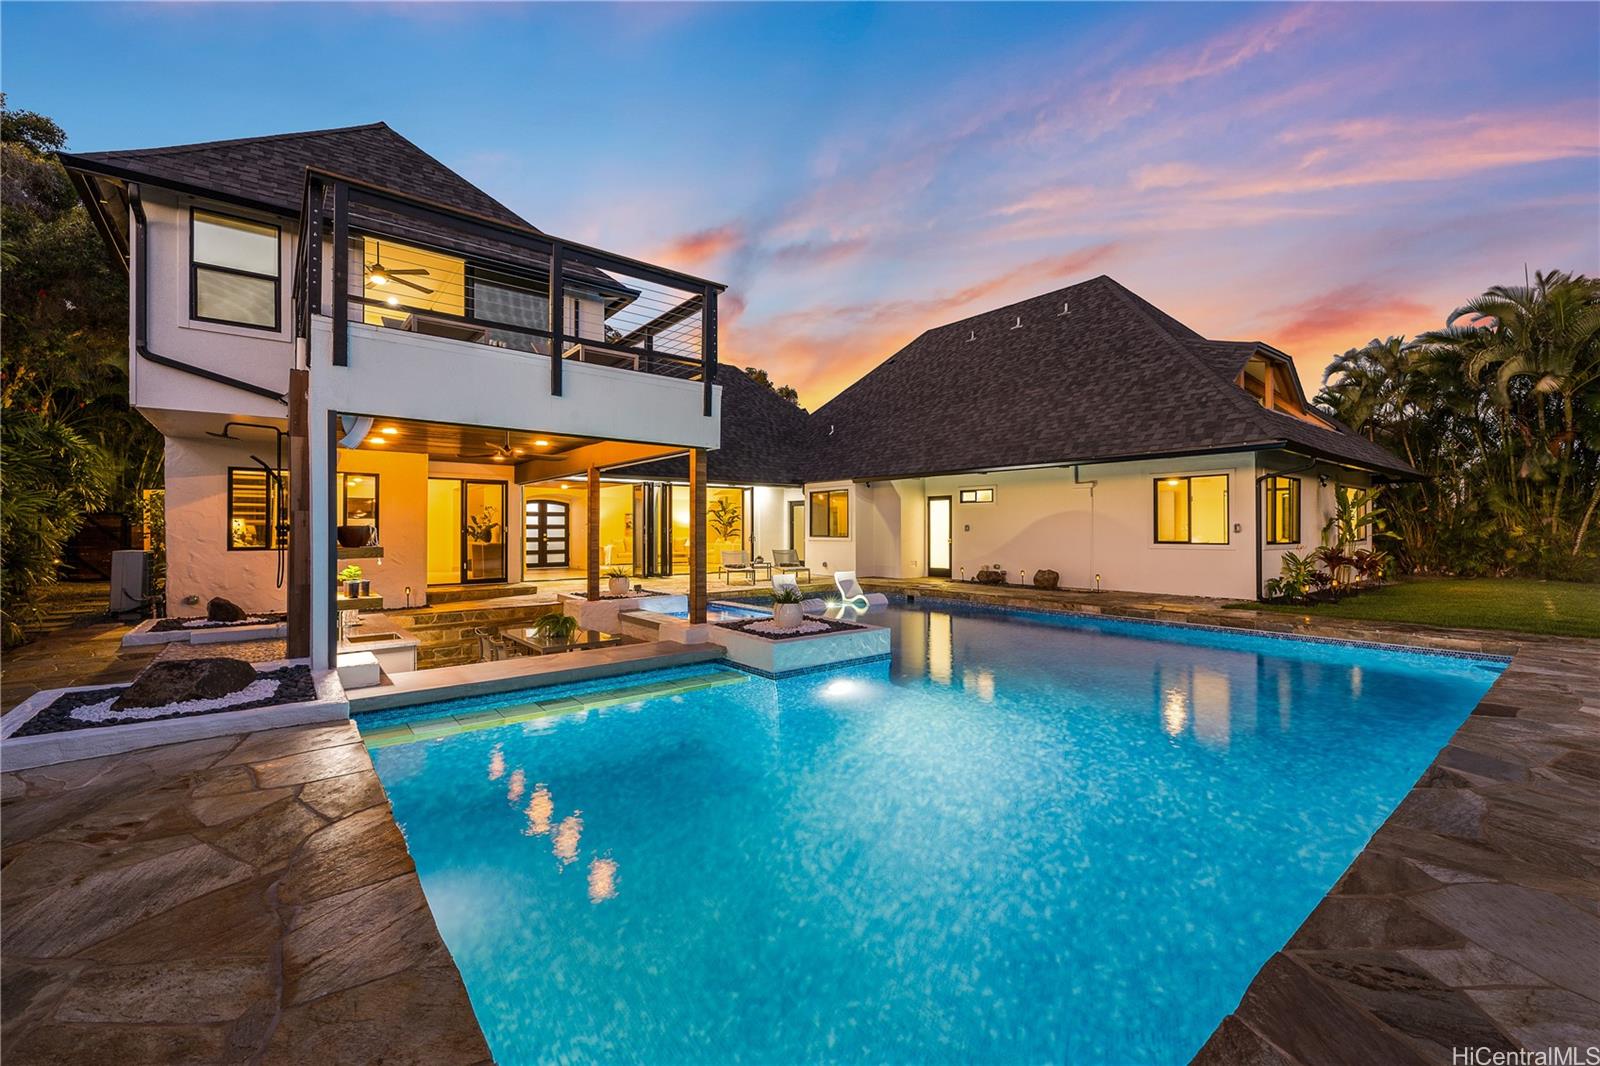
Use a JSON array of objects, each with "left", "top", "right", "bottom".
[{"left": 363, "top": 600, "right": 1502, "bottom": 1064}]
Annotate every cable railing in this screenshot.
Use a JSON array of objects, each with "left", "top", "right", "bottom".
[{"left": 295, "top": 169, "right": 725, "bottom": 413}]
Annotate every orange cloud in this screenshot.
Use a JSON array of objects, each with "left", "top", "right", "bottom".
[
  {"left": 651, "top": 224, "right": 744, "bottom": 270},
  {"left": 1256, "top": 284, "right": 1436, "bottom": 392}
]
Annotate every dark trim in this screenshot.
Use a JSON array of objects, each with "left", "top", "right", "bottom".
[
  {"left": 957, "top": 487, "right": 995, "bottom": 504},
  {"left": 428, "top": 477, "right": 510, "bottom": 585},
  {"left": 808, "top": 489, "right": 850, "bottom": 539},
  {"left": 1263, "top": 475, "right": 1301, "bottom": 545},
  {"left": 331, "top": 183, "right": 349, "bottom": 366},
  {"left": 127, "top": 185, "right": 287, "bottom": 405},
  {"left": 189, "top": 207, "right": 282, "bottom": 332},
  {"left": 325, "top": 410, "right": 340, "bottom": 667},
  {"left": 66, "top": 168, "right": 130, "bottom": 271},
  {"left": 522, "top": 497, "right": 570, "bottom": 569},
  {"left": 226, "top": 466, "right": 288, "bottom": 551},
  {"left": 927, "top": 494, "right": 952, "bottom": 578},
  {"left": 1152, "top": 473, "right": 1231, "bottom": 545},
  {"left": 702, "top": 287, "right": 718, "bottom": 416},
  {"left": 815, "top": 442, "right": 1291, "bottom": 486},
  {"left": 548, "top": 241, "right": 564, "bottom": 397},
  {"left": 339, "top": 471, "right": 380, "bottom": 534},
  {"left": 60, "top": 153, "right": 294, "bottom": 218}
]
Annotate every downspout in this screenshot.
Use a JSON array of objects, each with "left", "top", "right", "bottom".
[
  {"left": 127, "top": 184, "right": 287, "bottom": 406},
  {"left": 1255, "top": 454, "right": 1320, "bottom": 600},
  {"left": 1072, "top": 465, "right": 1098, "bottom": 589}
]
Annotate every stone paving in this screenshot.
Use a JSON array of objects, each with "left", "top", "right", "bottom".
[
  {"left": 0, "top": 720, "right": 490, "bottom": 1065},
  {"left": 1189, "top": 634, "right": 1600, "bottom": 1065}
]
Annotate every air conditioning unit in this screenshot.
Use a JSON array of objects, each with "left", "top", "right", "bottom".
[{"left": 109, "top": 550, "right": 151, "bottom": 613}]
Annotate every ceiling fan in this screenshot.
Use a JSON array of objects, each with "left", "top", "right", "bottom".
[
  {"left": 365, "top": 241, "right": 434, "bottom": 295},
  {"left": 460, "top": 432, "right": 556, "bottom": 463}
]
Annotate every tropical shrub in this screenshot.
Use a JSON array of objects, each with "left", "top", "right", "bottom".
[
  {"left": 531, "top": 612, "right": 580, "bottom": 640},
  {"left": 1, "top": 410, "right": 114, "bottom": 645}
]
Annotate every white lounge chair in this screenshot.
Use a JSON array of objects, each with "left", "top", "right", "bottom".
[
  {"left": 834, "top": 570, "right": 888, "bottom": 609},
  {"left": 772, "top": 572, "right": 826, "bottom": 615},
  {"left": 720, "top": 550, "right": 758, "bottom": 585}
]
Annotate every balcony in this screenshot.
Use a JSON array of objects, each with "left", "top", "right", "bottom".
[{"left": 292, "top": 171, "right": 725, "bottom": 420}]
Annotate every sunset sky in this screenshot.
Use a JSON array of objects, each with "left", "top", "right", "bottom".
[{"left": 5, "top": 2, "right": 1596, "bottom": 407}]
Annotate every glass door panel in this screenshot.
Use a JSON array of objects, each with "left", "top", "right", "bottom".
[
  {"left": 427, "top": 479, "right": 463, "bottom": 585},
  {"left": 928, "top": 496, "right": 952, "bottom": 577},
  {"left": 524, "top": 499, "right": 569, "bottom": 569},
  {"left": 464, "top": 481, "right": 507, "bottom": 583}
]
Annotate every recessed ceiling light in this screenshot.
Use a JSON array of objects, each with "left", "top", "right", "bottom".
[
  {"left": 369, "top": 437, "right": 387, "bottom": 445},
  {"left": 511, "top": 448, "right": 523, "bottom": 456},
  {"left": 534, "top": 439, "right": 551, "bottom": 447},
  {"left": 380, "top": 427, "right": 398, "bottom": 436},
  {"left": 491, "top": 454, "right": 505, "bottom": 462}
]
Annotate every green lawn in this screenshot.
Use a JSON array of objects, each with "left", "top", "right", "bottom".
[{"left": 1231, "top": 577, "right": 1600, "bottom": 638}]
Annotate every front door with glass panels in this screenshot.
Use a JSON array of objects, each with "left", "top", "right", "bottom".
[
  {"left": 524, "top": 500, "right": 569, "bottom": 569},
  {"left": 927, "top": 495, "right": 952, "bottom": 577}
]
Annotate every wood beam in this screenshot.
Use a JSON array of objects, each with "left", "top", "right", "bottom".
[
  {"left": 286, "top": 369, "right": 311, "bottom": 658},
  {"left": 586, "top": 464, "right": 601, "bottom": 601},
  {"left": 688, "top": 447, "right": 708, "bottom": 624}
]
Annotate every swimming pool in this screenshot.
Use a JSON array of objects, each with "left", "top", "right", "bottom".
[{"left": 361, "top": 600, "right": 1503, "bottom": 1064}]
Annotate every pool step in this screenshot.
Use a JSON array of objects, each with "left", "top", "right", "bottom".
[{"left": 360, "top": 668, "right": 749, "bottom": 748}]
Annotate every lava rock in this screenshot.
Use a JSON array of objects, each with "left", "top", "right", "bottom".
[
  {"left": 975, "top": 569, "right": 1007, "bottom": 585},
  {"left": 207, "top": 597, "right": 248, "bottom": 622},
  {"left": 113, "top": 658, "right": 259, "bottom": 710},
  {"left": 1033, "top": 569, "right": 1060, "bottom": 590}
]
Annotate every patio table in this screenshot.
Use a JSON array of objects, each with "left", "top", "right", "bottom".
[{"left": 498, "top": 626, "right": 627, "bottom": 655}]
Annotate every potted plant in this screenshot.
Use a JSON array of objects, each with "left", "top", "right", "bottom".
[
  {"left": 605, "top": 566, "right": 631, "bottom": 596},
  {"left": 530, "top": 612, "right": 580, "bottom": 644},
  {"left": 338, "top": 564, "right": 363, "bottom": 600},
  {"left": 772, "top": 585, "right": 805, "bottom": 629}
]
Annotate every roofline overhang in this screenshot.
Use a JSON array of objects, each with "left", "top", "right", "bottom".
[
  {"left": 58, "top": 153, "right": 297, "bottom": 219},
  {"left": 814, "top": 442, "right": 1293, "bottom": 484},
  {"left": 64, "top": 165, "right": 130, "bottom": 273}
]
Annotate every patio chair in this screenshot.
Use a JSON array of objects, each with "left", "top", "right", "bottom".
[
  {"left": 772, "top": 548, "right": 811, "bottom": 582},
  {"left": 473, "top": 626, "right": 520, "bottom": 663},
  {"left": 834, "top": 570, "right": 888, "bottom": 609},
  {"left": 720, "top": 551, "right": 758, "bottom": 586},
  {"left": 772, "top": 572, "right": 827, "bottom": 615}
]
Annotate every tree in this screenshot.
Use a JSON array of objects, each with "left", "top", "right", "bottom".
[
  {"left": 1318, "top": 272, "right": 1600, "bottom": 580},
  {"left": 1, "top": 97, "right": 162, "bottom": 643},
  {"left": 743, "top": 366, "right": 800, "bottom": 405}
]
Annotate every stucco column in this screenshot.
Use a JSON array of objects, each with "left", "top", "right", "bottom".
[
  {"left": 689, "top": 448, "right": 707, "bottom": 624},
  {"left": 586, "top": 464, "right": 601, "bottom": 601}
]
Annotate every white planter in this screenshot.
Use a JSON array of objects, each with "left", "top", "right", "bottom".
[
  {"left": 608, "top": 576, "right": 632, "bottom": 596},
  {"left": 773, "top": 602, "right": 805, "bottom": 629}
]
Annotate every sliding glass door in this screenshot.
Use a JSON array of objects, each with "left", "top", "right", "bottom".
[{"left": 427, "top": 477, "right": 508, "bottom": 585}]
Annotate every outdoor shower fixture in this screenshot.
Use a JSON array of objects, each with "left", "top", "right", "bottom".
[{"left": 206, "top": 421, "right": 289, "bottom": 589}]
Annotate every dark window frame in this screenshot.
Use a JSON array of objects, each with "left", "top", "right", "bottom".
[
  {"left": 809, "top": 489, "right": 850, "bottom": 539},
  {"left": 1264, "top": 476, "right": 1301, "bottom": 545},
  {"left": 958, "top": 487, "right": 995, "bottom": 504},
  {"left": 190, "top": 208, "right": 282, "bottom": 332},
  {"left": 1153, "top": 474, "right": 1230, "bottom": 545},
  {"left": 227, "top": 466, "right": 288, "bottom": 551},
  {"left": 1336, "top": 485, "right": 1372, "bottom": 543},
  {"left": 339, "top": 471, "right": 380, "bottom": 535}
]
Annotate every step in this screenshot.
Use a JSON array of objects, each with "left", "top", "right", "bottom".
[{"left": 425, "top": 583, "right": 543, "bottom": 605}]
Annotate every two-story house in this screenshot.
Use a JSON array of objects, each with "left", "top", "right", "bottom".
[{"left": 64, "top": 122, "right": 731, "bottom": 670}]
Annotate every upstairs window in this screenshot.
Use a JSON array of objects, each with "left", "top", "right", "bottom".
[
  {"left": 192, "top": 210, "right": 281, "bottom": 329},
  {"left": 1264, "top": 476, "right": 1300, "bottom": 544},
  {"left": 1155, "top": 475, "right": 1229, "bottom": 544},
  {"left": 809, "top": 489, "right": 849, "bottom": 538}
]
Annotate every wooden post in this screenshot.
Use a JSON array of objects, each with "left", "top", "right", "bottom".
[
  {"left": 286, "top": 369, "right": 311, "bottom": 658},
  {"left": 586, "top": 464, "right": 601, "bottom": 602},
  {"left": 688, "top": 447, "right": 707, "bottom": 624}
]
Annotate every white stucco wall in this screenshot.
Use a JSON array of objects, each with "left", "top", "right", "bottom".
[
  {"left": 1259, "top": 463, "right": 1374, "bottom": 589},
  {"left": 129, "top": 190, "right": 296, "bottom": 421},
  {"left": 163, "top": 435, "right": 291, "bottom": 615},
  {"left": 335, "top": 448, "right": 430, "bottom": 609},
  {"left": 803, "top": 452, "right": 1286, "bottom": 600},
  {"left": 749, "top": 485, "right": 794, "bottom": 561}
]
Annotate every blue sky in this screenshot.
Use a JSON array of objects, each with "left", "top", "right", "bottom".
[{"left": 5, "top": 1, "right": 1597, "bottom": 405}]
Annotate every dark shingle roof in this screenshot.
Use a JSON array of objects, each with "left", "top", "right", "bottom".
[
  {"left": 60, "top": 122, "right": 528, "bottom": 226},
  {"left": 626, "top": 365, "right": 814, "bottom": 485},
  {"left": 798, "top": 275, "right": 1417, "bottom": 481}
]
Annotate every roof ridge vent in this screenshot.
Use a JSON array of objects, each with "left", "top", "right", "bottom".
[
  {"left": 967, "top": 330, "right": 977, "bottom": 342},
  {"left": 1011, "top": 316, "right": 1023, "bottom": 330},
  {"left": 1059, "top": 300, "right": 1071, "bottom": 316}
]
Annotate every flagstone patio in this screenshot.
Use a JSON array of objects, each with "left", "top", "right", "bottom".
[{"left": 0, "top": 720, "right": 490, "bottom": 1064}]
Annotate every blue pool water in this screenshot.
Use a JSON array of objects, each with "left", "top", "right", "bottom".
[{"left": 362, "top": 600, "right": 1503, "bottom": 1064}]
